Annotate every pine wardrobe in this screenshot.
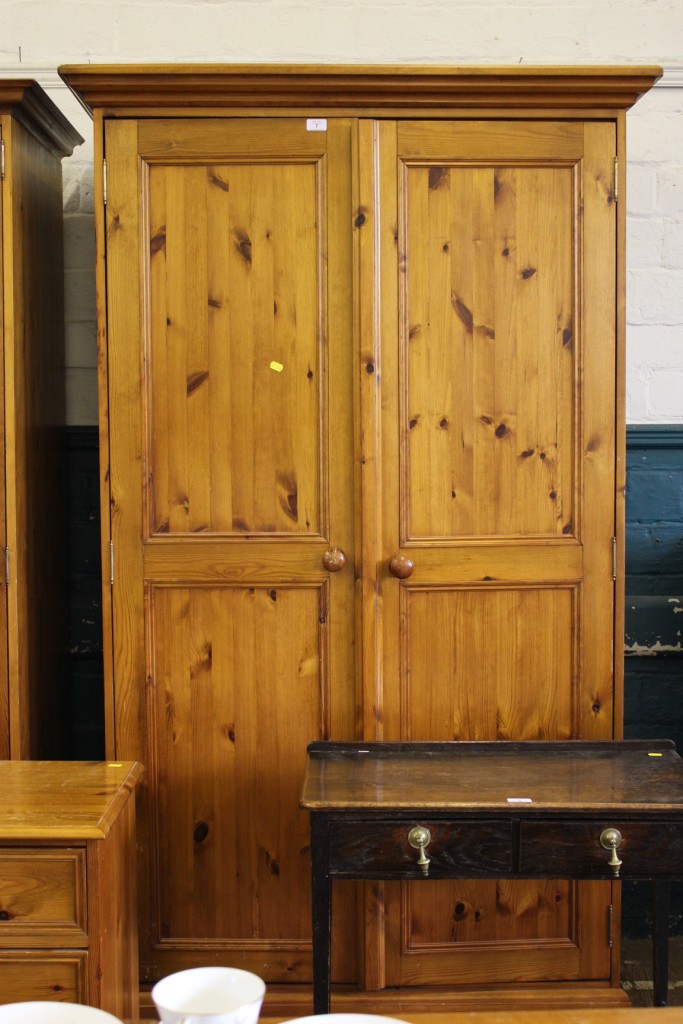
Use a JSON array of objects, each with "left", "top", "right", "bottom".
[
  {"left": 59, "top": 64, "right": 660, "bottom": 1013},
  {"left": 0, "top": 81, "right": 82, "bottom": 758}
]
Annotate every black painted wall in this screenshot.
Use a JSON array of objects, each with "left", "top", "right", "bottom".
[
  {"left": 622, "top": 426, "right": 683, "bottom": 937},
  {"left": 66, "top": 426, "right": 105, "bottom": 759}
]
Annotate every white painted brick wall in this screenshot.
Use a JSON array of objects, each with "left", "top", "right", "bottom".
[
  {"left": 0, "top": 0, "right": 681, "bottom": 424},
  {"left": 626, "top": 77, "right": 683, "bottom": 422}
]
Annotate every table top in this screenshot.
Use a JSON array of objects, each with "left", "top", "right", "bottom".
[
  {"left": 0, "top": 760, "right": 144, "bottom": 839},
  {"left": 300, "top": 740, "right": 683, "bottom": 814}
]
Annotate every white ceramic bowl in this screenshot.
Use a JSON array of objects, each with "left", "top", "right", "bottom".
[
  {"left": 152, "top": 967, "right": 265, "bottom": 1024},
  {"left": 0, "top": 1005, "right": 122, "bottom": 1024}
]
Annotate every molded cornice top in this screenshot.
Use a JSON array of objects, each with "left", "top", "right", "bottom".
[
  {"left": 58, "top": 64, "right": 662, "bottom": 116},
  {"left": 0, "top": 79, "right": 83, "bottom": 157}
]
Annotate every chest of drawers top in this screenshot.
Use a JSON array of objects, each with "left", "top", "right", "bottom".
[{"left": 0, "top": 761, "right": 143, "bottom": 839}]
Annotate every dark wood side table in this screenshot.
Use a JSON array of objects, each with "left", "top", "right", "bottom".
[{"left": 301, "top": 740, "right": 683, "bottom": 1013}]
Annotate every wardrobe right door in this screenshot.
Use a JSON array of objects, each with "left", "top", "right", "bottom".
[{"left": 374, "top": 119, "right": 617, "bottom": 987}]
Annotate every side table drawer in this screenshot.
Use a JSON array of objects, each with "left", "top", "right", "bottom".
[
  {"left": 0, "top": 849, "right": 87, "bottom": 946},
  {"left": 327, "top": 819, "right": 512, "bottom": 877},
  {"left": 0, "top": 951, "right": 87, "bottom": 1002},
  {"left": 520, "top": 820, "right": 683, "bottom": 878}
]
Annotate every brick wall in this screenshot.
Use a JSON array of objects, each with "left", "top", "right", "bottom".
[
  {"left": 0, "top": 0, "right": 681, "bottom": 426},
  {"left": 627, "top": 81, "right": 683, "bottom": 422}
]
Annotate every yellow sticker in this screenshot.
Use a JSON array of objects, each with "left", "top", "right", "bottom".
[
  {"left": 648, "top": 752, "right": 663, "bottom": 757},
  {"left": 107, "top": 762, "right": 123, "bottom": 767},
  {"left": 270, "top": 360, "right": 284, "bottom": 372}
]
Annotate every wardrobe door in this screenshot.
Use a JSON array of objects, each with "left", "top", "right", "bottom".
[
  {"left": 374, "top": 120, "right": 617, "bottom": 986},
  {"left": 104, "top": 118, "right": 357, "bottom": 983}
]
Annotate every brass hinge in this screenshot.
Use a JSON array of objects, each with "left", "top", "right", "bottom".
[
  {"left": 103, "top": 158, "right": 107, "bottom": 205},
  {"left": 109, "top": 539, "right": 114, "bottom": 585},
  {"left": 608, "top": 903, "right": 614, "bottom": 947},
  {"left": 4, "top": 547, "right": 9, "bottom": 585},
  {"left": 1, "top": 139, "right": 5, "bottom": 181},
  {"left": 613, "top": 537, "right": 617, "bottom": 582},
  {"left": 614, "top": 157, "right": 619, "bottom": 203}
]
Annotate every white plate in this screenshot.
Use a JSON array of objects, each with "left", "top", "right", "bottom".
[{"left": 0, "top": 1004, "right": 123, "bottom": 1024}]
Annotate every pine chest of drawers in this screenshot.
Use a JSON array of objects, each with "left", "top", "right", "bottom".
[{"left": 0, "top": 760, "right": 142, "bottom": 1018}]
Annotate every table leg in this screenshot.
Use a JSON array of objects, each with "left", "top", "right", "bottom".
[
  {"left": 652, "top": 880, "right": 671, "bottom": 1006},
  {"left": 311, "top": 813, "right": 331, "bottom": 1014}
]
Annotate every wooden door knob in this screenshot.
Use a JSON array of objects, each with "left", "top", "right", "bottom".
[
  {"left": 389, "top": 554, "right": 414, "bottom": 579},
  {"left": 322, "top": 548, "right": 346, "bottom": 572}
]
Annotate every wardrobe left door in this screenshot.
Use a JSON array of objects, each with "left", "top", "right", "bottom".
[{"left": 103, "top": 117, "right": 358, "bottom": 983}]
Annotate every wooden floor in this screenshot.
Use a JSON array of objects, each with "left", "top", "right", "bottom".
[
  {"left": 131, "top": 1009, "right": 683, "bottom": 1024},
  {"left": 266, "top": 1013, "right": 683, "bottom": 1023},
  {"left": 131, "top": 1011, "right": 683, "bottom": 1024},
  {"left": 131, "top": 938, "right": 683, "bottom": 1021}
]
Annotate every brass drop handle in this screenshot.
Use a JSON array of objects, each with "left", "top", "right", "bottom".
[
  {"left": 322, "top": 548, "right": 346, "bottom": 572},
  {"left": 408, "top": 825, "right": 432, "bottom": 876},
  {"left": 389, "top": 554, "right": 414, "bottom": 579},
  {"left": 600, "top": 827, "right": 623, "bottom": 877}
]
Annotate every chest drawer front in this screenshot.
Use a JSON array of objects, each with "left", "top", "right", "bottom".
[
  {"left": 327, "top": 820, "right": 512, "bottom": 877},
  {"left": 0, "top": 951, "right": 87, "bottom": 1001},
  {"left": 520, "top": 820, "right": 683, "bottom": 878},
  {"left": 0, "top": 849, "right": 87, "bottom": 946}
]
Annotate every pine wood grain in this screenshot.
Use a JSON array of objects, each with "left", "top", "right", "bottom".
[
  {"left": 105, "top": 116, "right": 357, "bottom": 986},
  {"left": 0, "top": 954, "right": 84, "bottom": 1002},
  {"left": 0, "top": 760, "right": 142, "bottom": 1015},
  {"left": 70, "top": 65, "right": 658, "bottom": 1006},
  {"left": 377, "top": 118, "right": 618, "bottom": 987},
  {"left": 0, "top": 760, "right": 143, "bottom": 837},
  {"left": 59, "top": 65, "right": 662, "bottom": 115},
  {"left": 0, "top": 849, "right": 87, "bottom": 944},
  {"left": 129, "top": 1011, "right": 683, "bottom": 1024}
]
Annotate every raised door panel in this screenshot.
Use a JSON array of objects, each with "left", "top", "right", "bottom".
[
  {"left": 104, "top": 118, "right": 357, "bottom": 983},
  {"left": 374, "top": 120, "right": 616, "bottom": 987},
  {"left": 150, "top": 584, "right": 327, "bottom": 942},
  {"left": 147, "top": 158, "right": 323, "bottom": 538}
]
